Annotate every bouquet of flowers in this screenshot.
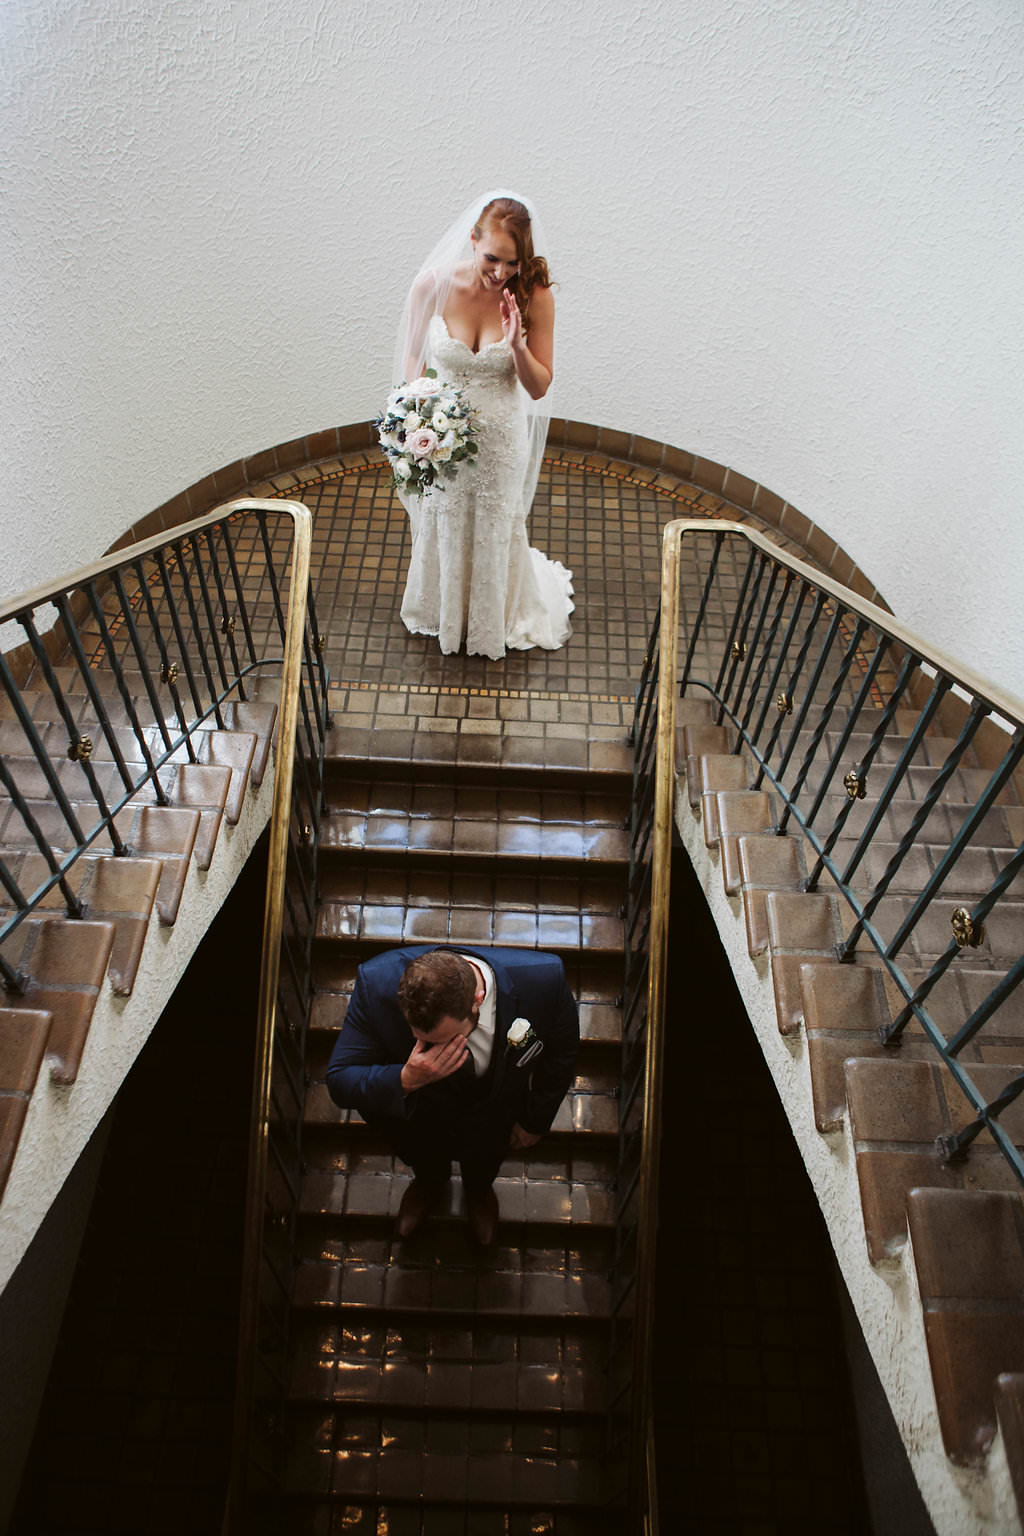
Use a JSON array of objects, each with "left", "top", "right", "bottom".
[{"left": 376, "top": 369, "right": 479, "bottom": 496}]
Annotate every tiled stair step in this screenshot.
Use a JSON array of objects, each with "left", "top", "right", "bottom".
[
  {"left": 299, "top": 1158, "right": 617, "bottom": 1232},
  {"left": 312, "top": 953, "right": 624, "bottom": 1021},
  {"left": 908, "top": 1188, "right": 1024, "bottom": 1468},
  {"left": 314, "top": 887, "right": 625, "bottom": 958},
  {"left": 301, "top": 1074, "right": 621, "bottom": 1148},
  {"left": 324, "top": 726, "right": 632, "bottom": 793},
  {"left": 279, "top": 1436, "right": 609, "bottom": 1520},
  {"left": 1, "top": 916, "right": 115, "bottom": 1086},
  {"left": 291, "top": 1225, "right": 613, "bottom": 1323},
  {"left": 287, "top": 1315, "right": 609, "bottom": 1414},
  {"left": 844, "top": 1056, "right": 1024, "bottom": 1264},
  {"left": 0, "top": 1005, "right": 52, "bottom": 1199},
  {"left": 778, "top": 785, "right": 1024, "bottom": 851},
  {"left": 321, "top": 784, "right": 630, "bottom": 866},
  {"left": 691, "top": 749, "right": 1022, "bottom": 862},
  {"left": 798, "top": 960, "right": 1024, "bottom": 1134},
  {"left": 309, "top": 986, "right": 622, "bottom": 1053}
]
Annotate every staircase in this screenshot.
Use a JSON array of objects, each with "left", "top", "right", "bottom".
[
  {"left": 678, "top": 687, "right": 1024, "bottom": 1532},
  {"left": 267, "top": 716, "right": 633, "bottom": 1531},
  {"left": 0, "top": 660, "right": 279, "bottom": 1278}
]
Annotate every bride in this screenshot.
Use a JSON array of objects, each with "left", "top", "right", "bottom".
[{"left": 393, "top": 190, "right": 574, "bottom": 660}]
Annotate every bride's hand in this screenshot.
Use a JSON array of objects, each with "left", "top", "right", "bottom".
[{"left": 500, "top": 289, "right": 523, "bottom": 350}]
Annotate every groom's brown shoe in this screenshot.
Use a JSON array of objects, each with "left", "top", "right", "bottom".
[
  {"left": 396, "top": 1179, "right": 445, "bottom": 1239},
  {"left": 466, "top": 1187, "right": 500, "bottom": 1247}
]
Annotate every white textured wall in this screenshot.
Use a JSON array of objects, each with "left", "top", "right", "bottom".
[{"left": 3, "top": 0, "right": 1024, "bottom": 696}]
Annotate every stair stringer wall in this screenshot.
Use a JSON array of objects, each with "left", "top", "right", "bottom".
[
  {"left": 0, "top": 769, "right": 274, "bottom": 1298},
  {"left": 673, "top": 779, "right": 1020, "bottom": 1536}
]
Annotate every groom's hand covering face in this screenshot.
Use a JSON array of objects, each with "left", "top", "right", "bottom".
[{"left": 400, "top": 1014, "right": 473, "bottom": 1093}]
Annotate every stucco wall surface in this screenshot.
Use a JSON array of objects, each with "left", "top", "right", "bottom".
[{"left": 3, "top": 0, "right": 1023, "bottom": 695}]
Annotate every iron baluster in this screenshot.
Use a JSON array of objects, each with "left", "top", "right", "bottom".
[
  {"left": 719, "top": 551, "right": 768, "bottom": 721},
  {"left": 0, "top": 753, "right": 83, "bottom": 919},
  {"left": 632, "top": 606, "right": 660, "bottom": 744},
  {"left": 186, "top": 532, "right": 231, "bottom": 718},
  {"left": 752, "top": 588, "right": 829, "bottom": 785},
  {"left": 202, "top": 526, "right": 245, "bottom": 693},
  {"left": 775, "top": 614, "right": 868, "bottom": 834},
  {"left": 17, "top": 610, "right": 126, "bottom": 852},
  {"left": 171, "top": 540, "right": 225, "bottom": 726},
  {"left": 731, "top": 561, "right": 783, "bottom": 728},
  {"left": 53, "top": 592, "right": 136, "bottom": 797},
  {"left": 712, "top": 542, "right": 760, "bottom": 712},
  {"left": 133, "top": 559, "right": 198, "bottom": 761},
  {"left": 837, "top": 673, "right": 953, "bottom": 891},
  {"left": 747, "top": 579, "right": 811, "bottom": 753},
  {"left": 803, "top": 648, "right": 919, "bottom": 890},
  {"left": 258, "top": 514, "right": 289, "bottom": 644},
  {"left": 764, "top": 603, "right": 847, "bottom": 806},
  {"left": 112, "top": 565, "right": 175, "bottom": 764},
  {"left": 0, "top": 855, "right": 27, "bottom": 911},
  {"left": 881, "top": 848, "right": 1024, "bottom": 1050},
  {"left": 845, "top": 702, "right": 993, "bottom": 960},
  {"left": 938, "top": 1071, "right": 1024, "bottom": 1166},
  {"left": 882, "top": 725, "right": 1024, "bottom": 964},
  {"left": 801, "top": 634, "right": 891, "bottom": 833},
  {"left": 0, "top": 649, "right": 87, "bottom": 852},
  {"left": 218, "top": 519, "right": 260, "bottom": 677},
  {"left": 84, "top": 581, "right": 167, "bottom": 803},
  {"left": 680, "top": 530, "right": 724, "bottom": 696},
  {"left": 945, "top": 945, "right": 1024, "bottom": 1058}
]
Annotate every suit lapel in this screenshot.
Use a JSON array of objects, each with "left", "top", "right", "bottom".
[{"left": 485, "top": 964, "right": 520, "bottom": 1093}]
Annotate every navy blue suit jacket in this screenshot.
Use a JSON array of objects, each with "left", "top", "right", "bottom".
[{"left": 325, "top": 944, "right": 579, "bottom": 1137}]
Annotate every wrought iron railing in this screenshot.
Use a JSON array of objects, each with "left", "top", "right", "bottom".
[
  {"left": 615, "top": 517, "right": 1024, "bottom": 1529},
  {"left": 0, "top": 500, "right": 323, "bottom": 986},
  {"left": 673, "top": 520, "right": 1024, "bottom": 1177},
  {"left": 0, "top": 498, "right": 328, "bottom": 1523}
]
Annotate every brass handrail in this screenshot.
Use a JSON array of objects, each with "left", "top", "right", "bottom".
[
  {"left": 0, "top": 499, "right": 302, "bottom": 628},
  {"left": 627, "top": 519, "right": 682, "bottom": 1525},
  {"left": 221, "top": 500, "right": 313, "bottom": 1530}
]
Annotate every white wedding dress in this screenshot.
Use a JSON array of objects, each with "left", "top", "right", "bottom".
[{"left": 399, "top": 314, "right": 574, "bottom": 660}]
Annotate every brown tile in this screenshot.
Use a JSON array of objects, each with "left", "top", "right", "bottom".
[
  {"left": 26, "top": 916, "right": 115, "bottom": 989},
  {"left": 693, "top": 456, "right": 727, "bottom": 495},
  {"left": 765, "top": 891, "right": 840, "bottom": 954},
  {"left": 855, "top": 1147, "right": 962, "bottom": 1262},
  {"left": 724, "top": 468, "right": 757, "bottom": 511},
  {"left": 908, "top": 1187, "right": 1024, "bottom": 1301},
  {"left": 922, "top": 1309, "right": 1024, "bottom": 1465},
  {"left": 0, "top": 1007, "right": 52, "bottom": 1092},
  {"left": 846, "top": 1058, "right": 947, "bottom": 1143},
  {"left": 33, "top": 987, "right": 107, "bottom": 1086},
  {"left": 0, "top": 1096, "right": 30, "bottom": 1200},
  {"left": 196, "top": 729, "right": 256, "bottom": 824}
]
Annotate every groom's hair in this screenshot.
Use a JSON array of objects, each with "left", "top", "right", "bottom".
[{"left": 397, "top": 950, "right": 477, "bottom": 1033}]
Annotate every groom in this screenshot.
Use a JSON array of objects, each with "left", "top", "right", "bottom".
[{"left": 326, "top": 944, "right": 579, "bottom": 1246}]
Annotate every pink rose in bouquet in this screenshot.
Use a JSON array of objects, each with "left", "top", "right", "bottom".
[{"left": 407, "top": 427, "right": 439, "bottom": 460}]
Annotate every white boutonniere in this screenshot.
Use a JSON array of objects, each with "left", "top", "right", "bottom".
[{"left": 507, "top": 1017, "right": 544, "bottom": 1068}]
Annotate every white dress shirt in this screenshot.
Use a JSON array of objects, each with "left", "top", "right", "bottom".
[{"left": 461, "top": 954, "right": 496, "bottom": 1076}]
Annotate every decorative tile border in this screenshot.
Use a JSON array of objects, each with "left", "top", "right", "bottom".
[{"left": 112, "top": 420, "right": 889, "bottom": 616}]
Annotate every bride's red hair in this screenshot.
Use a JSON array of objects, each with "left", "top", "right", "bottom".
[{"left": 473, "top": 197, "right": 552, "bottom": 329}]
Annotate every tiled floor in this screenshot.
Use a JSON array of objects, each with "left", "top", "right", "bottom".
[{"left": 262, "top": 446, "right": 800, "bottom": 708}]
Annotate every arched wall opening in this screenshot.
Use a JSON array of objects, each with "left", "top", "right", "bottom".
[{"left": 5, "top": 0, "right": 1023, "bottom": 698}]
